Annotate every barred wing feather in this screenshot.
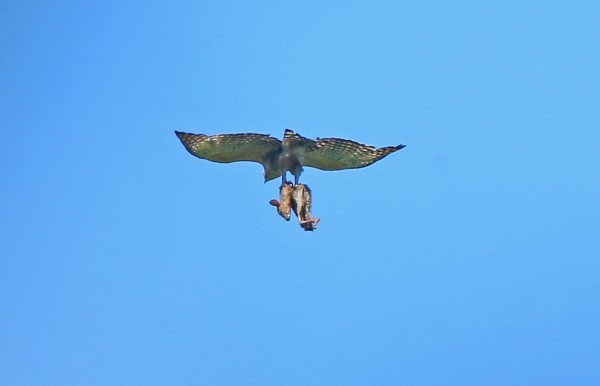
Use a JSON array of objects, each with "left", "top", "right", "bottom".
[
  {"left": 302, "top": 137, "right": 405, "bottom": 171},
  {"left": 174, "top": 131, "right": 282, "bottom": 164}
]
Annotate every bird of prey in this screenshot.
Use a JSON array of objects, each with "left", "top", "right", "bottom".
[{"left": 175, "top": 129, "right": 405, "bottom": 185}]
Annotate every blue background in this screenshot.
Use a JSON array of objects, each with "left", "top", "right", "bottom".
[{"left": 2, "top": 1, "right": 599, "bottom": 384}]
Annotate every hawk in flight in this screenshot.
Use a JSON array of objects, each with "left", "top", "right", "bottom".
[{"left": 175, "top": 129, "right": 405, "bottom": 185}]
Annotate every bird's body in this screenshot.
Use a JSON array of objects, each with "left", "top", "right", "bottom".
[{"left": 175, "top": 129, "right": 405, "bottom": 185}]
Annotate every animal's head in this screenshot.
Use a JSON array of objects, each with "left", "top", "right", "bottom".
[{"left": 269, "top": 199, "right": 291, "bottom": 221}]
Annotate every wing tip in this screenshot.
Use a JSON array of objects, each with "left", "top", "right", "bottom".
[
  {"left": 175, "top": 130, "right": 207, "bottom": 143},
  {"left": 381, "top": 144, "right": 406, "bottom": 154},
  {"left": 374, "top": 143, "right": 406, "bottom": 160}
]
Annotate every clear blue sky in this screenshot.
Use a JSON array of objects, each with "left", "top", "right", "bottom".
[{"left": 2, "top": 1, "right": 599, "bottom": 385}]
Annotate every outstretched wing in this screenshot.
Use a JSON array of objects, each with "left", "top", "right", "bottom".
[
  {"left": 302, "top": 137, "right": 405, "bottom": 171},
  {"left": 175, "top": 131, "right": 282, "bottom": 165}
]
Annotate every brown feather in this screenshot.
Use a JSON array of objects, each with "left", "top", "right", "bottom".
[
  {"left": 302, "top": 137, "right": 405, "bottom": 171},
  {"left": 175, "top": 131, "right": 281, "bottom": 164}
]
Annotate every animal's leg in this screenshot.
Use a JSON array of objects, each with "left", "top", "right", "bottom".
[
  {"left": 300, "top": 218, "right": 319, "bottom": 226},
  {"left": 281, "top": 171, "right": 287, "bottom": 187}
]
